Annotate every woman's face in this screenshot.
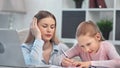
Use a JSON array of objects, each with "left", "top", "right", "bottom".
[
  {"left": 37, "top": 17, "right": 55, "bottom": 42},
  {"left": 77, "top": 33, "right": 101, "bottom": 54}
]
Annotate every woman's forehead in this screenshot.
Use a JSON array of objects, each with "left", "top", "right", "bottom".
[{"left": 38, "top": 17, "right": 55, "bottom": 24}]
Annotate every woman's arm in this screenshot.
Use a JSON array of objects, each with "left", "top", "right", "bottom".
[
  {"left": 21, "top": 39, "right": 45, "bottom": 65},
  {"left": 22, "top": 17, "right": 44, "bottom": 65}
]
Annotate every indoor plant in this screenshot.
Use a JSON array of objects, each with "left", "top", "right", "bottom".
[
  {"left": 97, "top": 19, "right": 113, "bottom": 40},
  {"left": 73, "top": 0, "right": 84, "bottom": 8}
]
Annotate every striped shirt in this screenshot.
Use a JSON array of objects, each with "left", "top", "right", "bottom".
[{"left": 21, "top": 39, "right": 69, "bottom": 66}]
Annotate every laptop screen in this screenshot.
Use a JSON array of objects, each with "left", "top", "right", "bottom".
[{"left": 0, "top": 29, "right": 26, "bottom": 67}]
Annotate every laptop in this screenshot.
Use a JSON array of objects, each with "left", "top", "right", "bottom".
[{"left": 0, "top": 29, "right": 26, "bottom": 67}]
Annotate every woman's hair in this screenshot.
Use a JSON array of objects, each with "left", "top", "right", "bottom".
[
  {"left": 76, "top": 20, "right": 105, "bottom": 41},
  {"left": 25, "top": 10, "right": 59, "bottom": 44}
]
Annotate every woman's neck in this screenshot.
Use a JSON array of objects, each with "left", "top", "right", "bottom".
[{"left": 43, "top": 41, "right": 52, "bottom": 50}]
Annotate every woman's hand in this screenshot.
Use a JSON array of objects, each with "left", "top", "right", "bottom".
[{"left": 30, "top": 17, "right": 41, "bottom": 39}]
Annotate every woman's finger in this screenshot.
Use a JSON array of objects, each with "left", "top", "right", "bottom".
[{"left": 33, "top": 17, "right": 37, "bottom": 26}]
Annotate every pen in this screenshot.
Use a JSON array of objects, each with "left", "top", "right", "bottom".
[
  {"left": 61, "top": 49, "right": 68, "bottom": 58},
  {"left": 61, "top": 49, "right": 82, "bottom": 67}
]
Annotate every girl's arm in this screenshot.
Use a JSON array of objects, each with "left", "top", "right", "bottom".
[
  {"left": 91, "top": 42, "right": 120, "bottom": 68},
  {"left": 21, "top": 39, "right": 45, "bottom": 65},
  {"left": 60, "top": 44, "right": 81, "bottom": 66},
  {"left": 65, "top": 43, "right": 81, "bottom": 58},
  {"left": 52, "top": 43, "right": 80, "bottom": 66}
]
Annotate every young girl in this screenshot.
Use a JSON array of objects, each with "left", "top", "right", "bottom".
[{"left": 61, "top": 21, "right": 120, "bottom": 68}]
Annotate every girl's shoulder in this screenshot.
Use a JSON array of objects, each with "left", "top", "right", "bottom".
[
  {"left": 100, "top": 41, "right": 114, "bottom": 48},
  {"left": 101, "top": 41, "right": 112, "bottom": 45}
]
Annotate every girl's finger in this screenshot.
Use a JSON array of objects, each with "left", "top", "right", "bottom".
[{"left": 64, "top": 58, "right": 74, "bottom": 63}]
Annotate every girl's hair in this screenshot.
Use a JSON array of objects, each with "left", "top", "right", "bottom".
[
  {"left": 25, "top": 10, "right": 59, "bottom": 44},
  {"left": 76, "top": 20, "right": 105, "bottom": 41}
]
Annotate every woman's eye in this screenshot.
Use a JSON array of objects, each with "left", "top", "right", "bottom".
[
  {"left": 51, "top": 25, "right": 55, "bottom": 29},
  {"left": 42, "top": 25, "right": 47, "bottom": 28}
]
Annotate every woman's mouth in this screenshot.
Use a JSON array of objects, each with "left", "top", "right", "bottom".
[{"left": 46, "top": 34, "right": 52, "bottom": 38}]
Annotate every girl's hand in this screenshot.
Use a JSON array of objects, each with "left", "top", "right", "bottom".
[
  {"left": 61, "top": 58, "right": 75, "bottom": 67},
  {"left": 72, "top": 61, "right": 81, "bottom": 67},
  {"left": 78, "top": 61, "right": 91, "bottom": 68},
  {"left": 30, "top": 17, "right": 41, "bottom": 39}
]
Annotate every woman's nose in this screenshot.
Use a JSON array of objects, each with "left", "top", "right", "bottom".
[{"left": 47, "top": 27, "right": 51, "bottom": 32}]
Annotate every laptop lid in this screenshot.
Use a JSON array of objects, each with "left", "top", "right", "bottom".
[{"left": 0, "top": 29, "right": 26, "bottom": 67}]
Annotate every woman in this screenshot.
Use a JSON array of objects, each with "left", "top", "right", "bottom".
[{"left": 21, "top": 10, "right": 69, "bottom": 66}]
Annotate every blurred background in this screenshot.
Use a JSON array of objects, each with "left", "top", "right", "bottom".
[{"left": 0, "top": 0, "right": 120, "bottom": 54}]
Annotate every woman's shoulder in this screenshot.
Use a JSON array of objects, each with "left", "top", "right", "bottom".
[
  {"left": 56, "top": 43, "right": 69, "bottom": 51},
  {"left": 57, "top": 43, "right": 67, "bottom": 46},
  {"left": 57, "top": 42, "right": 68, "bottom": 47},
  {"left": 21, "top": 43, "right": 28, "bottom": 47}
]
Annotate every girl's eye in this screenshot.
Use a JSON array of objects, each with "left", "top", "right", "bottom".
[
  {"left": 87, "top": 43, "right": 91, "bottom": 46},
  {"left": 80, "top": 45, "right": 84, "bottom": 48}
]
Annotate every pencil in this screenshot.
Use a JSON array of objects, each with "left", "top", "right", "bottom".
[{"left": 61, "top": 49, "right": 68, "bottom": 58}]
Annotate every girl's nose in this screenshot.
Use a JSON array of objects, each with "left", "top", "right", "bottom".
[{"left": 85, "top": 47, "right": 90, "bottom": 53}]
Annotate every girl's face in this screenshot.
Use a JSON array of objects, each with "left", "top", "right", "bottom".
[
  {"left": 77, "top": 33, "right": 101, "bottom": 53},
  {"left": 38, "top": 17, "right": 55, "bottom": 42}
]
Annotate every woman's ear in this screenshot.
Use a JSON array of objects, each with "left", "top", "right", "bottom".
[{"left": 95, "top": 33, "right": 101, "bottom": 41}]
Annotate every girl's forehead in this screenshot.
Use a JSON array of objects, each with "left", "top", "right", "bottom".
[
  {"left": 78, "top": 35, "right": 95, "bottom": 43},
  {"left": 78, "top": 33, "right": 91, "bottom": 39}
]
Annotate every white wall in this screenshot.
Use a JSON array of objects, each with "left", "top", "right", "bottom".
[
  {"left": 62, "top": 0, "right": 75, "bottom": 8},
  {"left": 10, "top": 0, "right": 62, "bottom": 39},
  {"left": 0, "top": 0, "right": 115, "bottom": 42}
]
